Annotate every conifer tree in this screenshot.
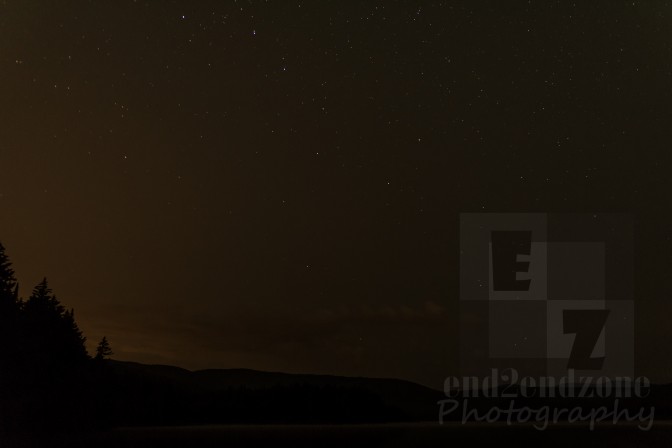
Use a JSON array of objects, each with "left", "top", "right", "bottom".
[
  {"left": 24, "top": 278, "right": 88, "bottom": 365},
  {"left": 0, "top": 243, "right": 20, "bottom": 366},
  {"left": 95, "top": 336, "right": 112, "bottom": 360},
  {"left": 0, "top": 243, "right": 19, "bottom": 316}
]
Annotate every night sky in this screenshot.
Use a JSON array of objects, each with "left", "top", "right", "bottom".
[{"left": 1, "top": 1, "right": 672, "bottom": 388}]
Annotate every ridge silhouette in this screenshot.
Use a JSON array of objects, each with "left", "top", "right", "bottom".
[
  {"left": 0, "top": 242, "right": 439, "bottom": 435},
  {"left": 2, "top": 241, "right": 672, "bottom": 439}
]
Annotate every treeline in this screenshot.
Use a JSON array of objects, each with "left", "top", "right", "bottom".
[
  {"left": 0, "top": 242, "right": 428, "bottom": 435},
  {"left": 0, "top": 243, "right": 112, "bottom": 433}
]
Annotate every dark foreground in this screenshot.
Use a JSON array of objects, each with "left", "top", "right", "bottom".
[{"left": 9, "top": 422, "right": 671, "bottom": 448}]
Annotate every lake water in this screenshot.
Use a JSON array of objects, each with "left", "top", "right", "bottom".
[{"left": 37, "top": 422, "right": 672, "bottom": 448}]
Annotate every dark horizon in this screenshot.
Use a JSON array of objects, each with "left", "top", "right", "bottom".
[{"left": 2, "top": 0, "right": 672, "bottom": 392}]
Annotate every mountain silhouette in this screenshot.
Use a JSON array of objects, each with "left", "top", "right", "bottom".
[{"left": 99, "top": 360, "right": 443, "bottom": 426}]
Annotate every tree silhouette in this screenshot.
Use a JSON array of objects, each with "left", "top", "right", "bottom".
[
  {"left": 23, "top": 278, "right": 89, "bottom": 367},
  {"left": 0, "top": 240, "right": 446, "bottom": 433},
  {"left": 95, "top": 336, "right": 113, "bottom": 360},
  {"left": 0, "top": 243, "right": 20, "bottom": 385},
  {"left": 61, "top": 308, "right": 89, "bottom": 362},
  {"left": 0, "top": 242, "right": 18, "bottom": 308}
]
